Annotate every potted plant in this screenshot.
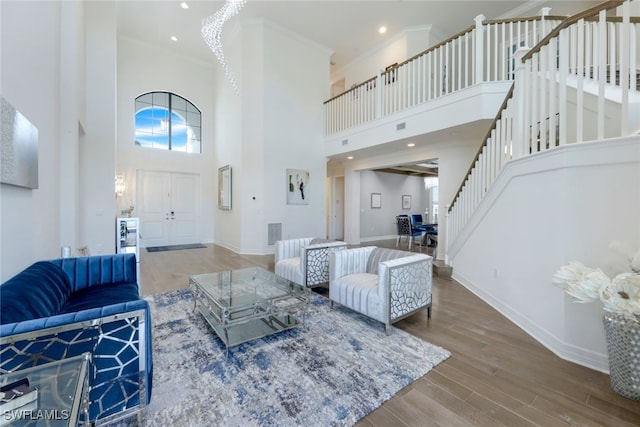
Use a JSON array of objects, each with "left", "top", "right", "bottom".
[{"left": 553, "top": 242, "right": 640, "bottom": 400}]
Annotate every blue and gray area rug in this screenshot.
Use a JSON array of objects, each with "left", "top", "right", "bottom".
[{"left": 143, "top": 289, "right": 450, "bottom": 426}]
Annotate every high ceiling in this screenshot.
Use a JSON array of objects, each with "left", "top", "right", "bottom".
[
  {"left": 116, "top": 1, "right": 597, "bottom": 76},
  {"left": 116, "top": 0, "right": 598, "bottom": 176}
]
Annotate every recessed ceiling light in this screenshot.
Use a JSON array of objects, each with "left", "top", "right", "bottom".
[
  {"left": 180, "top": 2, "right": 189, "bottom": 9},
  {"left": 171, "top": 36, "right": 178, "bottom": 42},
  {"left": 347, "top": 156, "right": 354, "bottom": 160},
  {"left": 407, "top": 143, "right": 415, "bottom": 147},
  {"left": 379, "top": 26, "right": 387, "bottom": 34}
]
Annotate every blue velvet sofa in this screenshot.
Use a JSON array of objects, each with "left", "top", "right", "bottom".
[{"left": 0, "top": 254, "right": 152, "bottom": 422}]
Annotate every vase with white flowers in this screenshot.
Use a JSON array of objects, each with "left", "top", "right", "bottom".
[{"left": 553, "top": 243, "right": 640, "bottom": 400}]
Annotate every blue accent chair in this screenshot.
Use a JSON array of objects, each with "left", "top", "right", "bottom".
[
  {"left": 396, "top": 215, "right": 423, "bottom": 250},
  {"left": 411, "top": 214, "right": 424, "bottom": 227},
  {"left": 0, "top": 254, "right": 152, "bottom": 423}
]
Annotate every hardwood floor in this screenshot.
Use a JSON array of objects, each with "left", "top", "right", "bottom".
[{"left": 138, "top": 240, "right": 640, "bottom": 426}]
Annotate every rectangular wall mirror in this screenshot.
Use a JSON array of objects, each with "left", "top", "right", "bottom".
[{"left": 218, "top": 165, "right": 232, "bottom": 210}]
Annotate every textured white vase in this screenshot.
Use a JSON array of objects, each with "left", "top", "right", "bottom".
[{"left": 603, "top": 313, "right": 640, "bottom": 400}]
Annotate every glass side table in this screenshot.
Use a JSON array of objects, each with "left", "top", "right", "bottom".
[{"left": 0, "top": 353, "right": 90, "bottom": 426}]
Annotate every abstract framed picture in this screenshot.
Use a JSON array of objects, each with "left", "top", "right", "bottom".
[
  {"left": 1, "top": 97, "right": 38, "bottom": 189},
  {"left": 402, "top": 194, "right": 411, "bottom": 209},
  {"left": 287, "top": 169, "right": 309, "bottom": 205}
]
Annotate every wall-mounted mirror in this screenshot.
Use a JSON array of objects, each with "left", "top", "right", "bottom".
[{"left": 218, "top": 165, "right": 232, "bottom": 210}]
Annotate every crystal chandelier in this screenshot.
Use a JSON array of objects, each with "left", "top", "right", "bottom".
[{"left": 201, "top": 0, "right": 247, "bottom": 95}]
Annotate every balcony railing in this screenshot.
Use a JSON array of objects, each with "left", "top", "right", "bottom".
[
  {"left": 324, "top": 12, "right": 565, "bottom": 135},
  {"left": 446, "top": 0, "right": 640, "bottom": 256}
]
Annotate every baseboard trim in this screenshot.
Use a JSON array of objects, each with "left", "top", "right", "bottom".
[{"left": 452, "top": 270, "right": 609, "bottom": 373}]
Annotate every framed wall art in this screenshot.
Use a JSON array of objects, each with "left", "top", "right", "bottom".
[
  {"left": 1, "top": 96, "right": 38, "bottom": 189},
  {"left": 402, "top": 194, "right": 411, "bottom": 209},
  {"left": 287, "top": 169, "right": 309, "bottom": 205},
  {"left": 371, "top": 193, "right": 381, "bottom": 208},
  {"left": 218, "top": 165, "right": 232, "bottom": 210}
]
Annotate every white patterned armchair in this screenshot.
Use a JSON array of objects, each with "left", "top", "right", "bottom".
[
  {"left": 275, "top": 238, "right": 348, "bottom": 288},
  {"left": 329, "top": 246, "right": 432, "bottom": 334}
]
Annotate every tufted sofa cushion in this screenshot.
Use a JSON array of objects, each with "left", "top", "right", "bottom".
[
  {"left": 0, "top": 261, "right": 72, "bottom": 324},
  {"left": 366, "top": 248, "right": 413, "bottom": 275}
]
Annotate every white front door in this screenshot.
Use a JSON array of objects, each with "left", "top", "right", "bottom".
[{"left": 138, "top": 170, "right": 199, "bottom": 247}]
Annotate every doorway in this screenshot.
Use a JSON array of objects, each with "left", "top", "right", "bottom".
[
  {"left": 329, "top": 176, "right": 345, "bottom": 240},
  {"left": 137, "top": 170, "right": 199, "bottom": 247}
]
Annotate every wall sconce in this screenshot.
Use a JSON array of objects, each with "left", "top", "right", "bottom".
[{"left": 115, "top": 174, "right": 125, "bottom": 198}]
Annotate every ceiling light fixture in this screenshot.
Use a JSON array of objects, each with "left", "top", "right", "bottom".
[
  {"left": 407, "top": 143, "right": 415, "bottom": 147},
  {"left": 379, "top": 26, "right": 387, "bottom": 34},
  {"left": 347, "top": 156, "right": 354, "bottom": 160},
  {"left": 202, "top": 0, "right": 247, "bottom": 96},
  {"left": 170, "top": 36, "right": 178, "bottom": 41},
  {"left": 180, "top": 2, "right": 189, "bottom": 9}
]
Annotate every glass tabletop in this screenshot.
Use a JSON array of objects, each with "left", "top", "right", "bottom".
[
  {"left": 190, "top": 267, "right": 305, "bottom": 309},
  {"left": 0, "top": 353, "right": 89, "bottom": 426}
]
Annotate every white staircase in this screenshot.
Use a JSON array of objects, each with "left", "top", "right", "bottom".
[{"left": 446, "top": 0, "right": 639, "bottom": 260}]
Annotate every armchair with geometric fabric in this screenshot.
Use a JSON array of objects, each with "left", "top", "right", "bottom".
[
  {"left": 275, "top": 237, "right": 347, "bottom": 288},
  {"left": 328, "top": 246, "right": 433, "bottom": 334}
]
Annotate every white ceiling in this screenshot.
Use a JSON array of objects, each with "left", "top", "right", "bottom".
[
  {"left": 116, "top": 0, "right": 598, "bottom": 173},
  {"left": 116, "top": 1, "right": 597, "bottom": 76}
]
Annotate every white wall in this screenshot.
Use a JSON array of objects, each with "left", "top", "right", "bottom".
[
  {"left": 449, "top": 136, "right": 640, "bottom": 372},
  {"left": 331, "top": 26, "right": 442, "bottom": 92},
  {"left": 217, "top": 19, "right": 331, "bottom": 254},
  {"left": 116, "top": 37, "right": 217, "bottom": 246},
  {"left": 359, "top": 171, "right": 426, "bottom": 240},
  {"left": 59, "top": 0, "right": 85, "bottom": 255},
  {"left": 213, "top": 24, "right": 243, "bottom": 252},
  {"left": 262, "top": 21, "right": 330, "bottom": 247},
  {"left": 1, "top": 1, "right": 62, "bottom": 280},
  {"left": 340, "top": 138, "right": 480, "bottom": 258},
  {"left": 80, "top": 1, "right": 117, "bottom": 256}
]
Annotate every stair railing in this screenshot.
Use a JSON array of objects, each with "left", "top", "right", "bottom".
[
  {"left": 324, "top": 12, "right": 565, "bottom": 135},
  {"left": 446, "top": 0, "right": 639, "bottom": 260}
]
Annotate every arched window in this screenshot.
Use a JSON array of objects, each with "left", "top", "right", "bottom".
[{"left": 134, "top": 92, "right": 201, "bottom": 153}]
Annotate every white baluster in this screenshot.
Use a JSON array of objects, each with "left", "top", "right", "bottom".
[
  {"left": 539, "top": 45, "right": 547, "bottom": 152},
  {"left": 475, "top": 14, "right": 486, "bottom": 83},
  {"left": 531, "top": 54, "right": 539, "bottom": 153},
  {"left": 597, "top": 10, "right": 606, "bottom": 140},
  {"left": 558, "top": 29, "right": 568, "bottom": 146},
  {"left": 548, "top": 36, "right": 557, "bottom": 148},
  {"left": 620, "top": 0, "right": 630, "bottom": 135},
  {"left": 576, "top": 18, "right": 584, "bottom": 143}
]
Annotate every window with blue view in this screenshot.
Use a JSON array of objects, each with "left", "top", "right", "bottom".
[{"left": 134, "top": 92, "right": 201, "bottom": 153}]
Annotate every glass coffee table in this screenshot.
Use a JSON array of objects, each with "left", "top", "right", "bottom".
[{"left": 189, "top": 267, "right": 309, "bottom": 356}]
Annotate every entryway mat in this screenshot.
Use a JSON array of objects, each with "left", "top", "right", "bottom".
[{"left": 146, "top": 243, "right": 207, "bottom": 252}]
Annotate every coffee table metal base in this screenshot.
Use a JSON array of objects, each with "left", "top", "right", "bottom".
[
  {"left": 189, "top": 268, "right": 308, "bottom": 359},
  {"left": 195, "top": 298, "right": 303, "bottom": 349}
]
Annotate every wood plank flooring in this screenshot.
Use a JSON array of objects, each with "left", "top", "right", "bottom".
[{"left": 138, "top": 240, "right": 640, "bottom": 426}]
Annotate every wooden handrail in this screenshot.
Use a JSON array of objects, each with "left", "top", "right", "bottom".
[
  {"left": 324, "top": 75, "right": 377, "bottom": 104},
  {"left": 483, "top": 15, "right": 566, "bottom": 25},
  {"left": 324, "top": 15, "right": 564, "bottom": 105},
  {"left": 448, "top": 83, "right": 515, "bottom": 213},
  {"left": 521, "top": 1, "right": 624, "bottom": 62}
]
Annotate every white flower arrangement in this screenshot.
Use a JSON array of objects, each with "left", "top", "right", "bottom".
[{"left": 553, "top": 242, "right": 640, "bottom": 320}]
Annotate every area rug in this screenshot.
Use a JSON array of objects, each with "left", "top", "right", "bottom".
[
  {"left": 146, "top": 243, "right": 207, "bottom": 253},
  {"left": 142, "top": 289, "right": 450, "bottom": 426}
]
